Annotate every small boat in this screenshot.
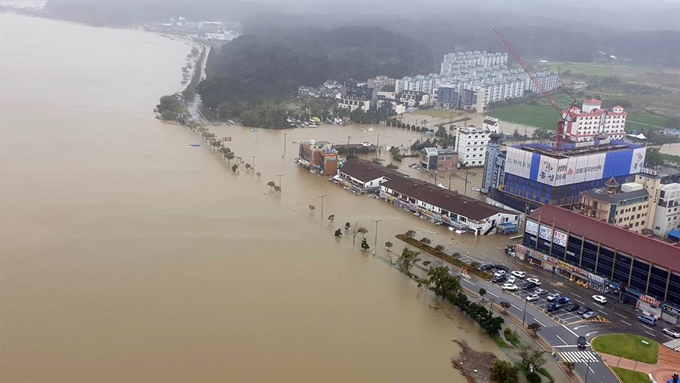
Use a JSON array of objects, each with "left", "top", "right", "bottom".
[{"left": 188, "top": 144, "right": 201, "bottom": 148}]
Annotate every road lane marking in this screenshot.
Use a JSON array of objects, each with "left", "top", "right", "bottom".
[
  {"left": 562, "top": 325, "right": 579, "bottom": 337},
  {"left": 598, "top": 311, "right": 607, "bottom": 316},
  {"left": 588, "top": 365, "right": 595, "bottom": 374},
  {"left": 621, "top": 320, "right": 632, "bottom": 326},
  {"left": 533, "top": 318, "right": 546, "bottom": 327},
  {"left": 573, "top": 325, "right": 589, "bottom": 330},
  {"left": 615, "top": 312, "right": 626, "bottom": 318},
  {"left": 645, "top": 331, "right": 656, "bottom": 337},
  {"left": 555, "top": 334, "right": 568, "bottom": 345},
  {"left": 486, "top": 292, "right": 498, "bottom": 298},
  {"left": 511, "top": 304, "right": 521, "bottom": 310},
  {"left": 575, "top": 299, "right": 585, "bottom": 305},
  {"left": 586, "top": 331, "right": 599, "bottom": 337},
  {"left": 572, "top": 293, "right": 581, "bottom": 298}
]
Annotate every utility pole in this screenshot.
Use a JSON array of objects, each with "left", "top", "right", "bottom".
[
  {"left": 464, "top": 168, "right": 469, "bottom": 194},
  {"left": 318, "top": 195, "right": 327, "bottom": 222},
  {"left": 275, "top": 173, "right": 285, "bottom": 192},
  {"left": 376, "top": 134, "right": 380, "bottom": 155},
  {"left": 249, "top": 155, "right": 258, "bottom": 171},
  {"left": 347, "top": 135, "right": 351, "bottom": 145},
  {"left": 448, "top": 172, "right": 454, "bottom": 190},
  {"left": 522, "top": 297, "right": 528, "bottom": 325},
  {"left": 371, "top": 219, "right": 383, "bottom": 256},
  {"left": 585, "top": 360, "right": 591, "bottom": 383},
  {"left": 434, "top": 170, "right": 438, "bottom": 185},
  {"left": 283, "top": 133, "right": 287, "bottom": 157}
]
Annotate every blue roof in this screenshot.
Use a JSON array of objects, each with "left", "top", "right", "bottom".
[
  {"left": 498, "top": 222, "right": 517, "bottom": 228},
  {"left": 668, "top": 230, "right": 680, "bottom": 240}
]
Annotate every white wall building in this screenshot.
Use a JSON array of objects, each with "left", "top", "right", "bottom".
[
  {"left": 527, "top": 72, "right": 560, "bottom": 93},
  {"left": 440, "top": 51, "right": 509, "bottom": 75},
  {"left": 455, "top": 116, "right": 500, "bottom": 167},
  {"left": 652, "top": 183, "right": 680, "bottom": 237},
  {"left": 563, "top": 99, "right": 627, "bottom": 142},
  {"left": 336, "top": 96, "right": 371, "bottom": 112}
]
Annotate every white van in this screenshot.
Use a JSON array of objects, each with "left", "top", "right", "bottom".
[{"left": 637, "top": 315, "right": 656, "bottom": 326}]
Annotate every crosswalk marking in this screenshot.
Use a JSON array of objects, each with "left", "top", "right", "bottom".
[
  {"left": 662, "top": 338, "right": 680, "bottom": 352},
  {"left": 559, "top": 351, "right": 600, "bottom": 363}
]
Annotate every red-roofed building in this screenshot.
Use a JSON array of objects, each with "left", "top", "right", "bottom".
[
  {"left": 562, "top": 99, "right": 627, "bottom": 142},
  {"left": 518, "top": 205, "right": 680, "bottom": 317}
]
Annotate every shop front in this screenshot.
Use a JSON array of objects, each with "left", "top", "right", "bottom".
[
  {"left": 661, "top": 304, "right": 680, "bottom": 325},
  {"left": 636, "top": 294, "right": 662, "bottom": 319},
  {"left": 514, "top": 244, "right": 544, "bottom": 267},
  {"left": 555, "top": 260, "right": 574, "bottom": 279},
  {"left": 587, "top": 273, "right": 606, "bottom": 292}
]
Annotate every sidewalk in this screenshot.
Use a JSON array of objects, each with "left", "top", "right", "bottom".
[{"left": 599, "top": 346, "right": 680, "bottom": 382}]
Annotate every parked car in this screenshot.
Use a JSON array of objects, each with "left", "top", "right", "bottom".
[
  {"left": 494, "top": 270, "right": 507, "bottom": 278},
  {"left": 526, "top": 278, "right": 541, "bottom": 285},
  {"left": 495, "top": 264, "right": 510, "bottom": 272},
  {"left": 511, "top": 270, "right": 526, "bottom": 278},
  {"left": 492, "top": 275, "right": 508, "bottom": 284},
  {"left": 471, "top": 187, "right": 481, "bottom": 192},
  {"left": 480, "top": 264, "right": 495, "bottom": 272},
  {"left": 577, "top": 307, "right": 592, "bottom": 315},
  {"left": 577, "top": 336, "right": 587, "bottom": 349},
  {"left": 557, "top": 296, "right": 571, "bottom": 305},
  {"left": 502, "top": 283, "right": 519, "bottom": 291},
  {"left": 582, "top": 311, "right": 598, "bottom": 319},
  {"left": 592, "top": 295, "right": 607, "bottom": 304},
  {"left": 546, "top": 303, "right": 562, "bottom": 312},
  {"left": 565, "top": 304, "right": 581, "bottom": 312},
  {"left": 662, "top": 328, "right": 680, "bottom": 338},
  {"left": 522, "top": 282, "right": 538, "bottom": 291},
  {"left": 507, "top": 275, "right": 516, "bottom": 284},
  {"left": 638, "top": 315, "right": 656, "bottom": 327},
  {"left": 534, "top": 288, "right": 548, "bottom": 295},
  {"left": 526, "top": 294, "right": 539, "bottom": 302},
  {"left": 547, "top": 293, "right": 560, "bottom": 302}
]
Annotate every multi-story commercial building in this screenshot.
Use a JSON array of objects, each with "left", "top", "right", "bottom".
[
  {"left": 517, "top": 205, "right": 680, "bottom": 322},
  {"left": 563, "top": 99, "right": 627, "bottom": 142},
  {"left": 485, "top": 139, "right": 647, "bottom": 211},
  {"left": 481, "top": 132, "right": 503, "bottom": 194},
  {"left": 580, "top": 178, "right": 651, "bottom": 233},
  {"left": 455, "top": 117, "right": 500, "bottom": 167},
  {"left": 367, "top": 75, "right": 395, "bottom": 90},
  {"left": 419, "top": 148, "right": 458, "bottom": 171},
  {"left": 296, "top": 140, "right": 339, "bottom": 175},
  {"left": 652, "top": 183, "right": 680, "bottom": 237}
]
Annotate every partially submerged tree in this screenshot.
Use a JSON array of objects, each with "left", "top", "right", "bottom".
[
  {"left": 490, "top": 360, "right": 519, "bottom": 383},
  {"left": 361, "top": 238, "right": 370, "bottom": 252},
  {"left": 396, "top": 247, "right": 421, "bottom": 277},
  {"left": 334, "top": 229, "right": 342, "bottom": 237},
  {"left": 404, "top": 229, "right": 416, "bottom": 239},
  {"left": 384, "top": 241, "right": 393, "bottom": 251}
]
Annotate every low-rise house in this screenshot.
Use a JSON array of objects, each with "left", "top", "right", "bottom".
[
  {"left": 419, "top": 148, "right": 458, "bottom": 171},
  {"left": 398, "top": 90, "right": 430, "bottom": 107},
  {"left": 296, "top": 140, "right": 339, "bottom": 175},
  {"left": 367, "top": 75, "right": 395, "bottom": 89},
  {"left": 298, "top": 86, "right": 319, "bottom": 99},
  {"left": 379, "top": 176, "right": 519, "bottom": 235},
  {"left": 336, "top": 158, "right": 402, "bottom": 192}
]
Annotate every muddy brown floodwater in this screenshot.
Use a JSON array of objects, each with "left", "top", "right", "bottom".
[{"left": 0, "top": 14, "right": 510, "bottom": 383}]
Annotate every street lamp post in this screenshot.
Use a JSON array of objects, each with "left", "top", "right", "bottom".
[
  {"left": 585, "top": 360, "right": 591, "bottom": 383},
  {"left": 448, "top": 172, "right": 454, "bottom": 190},
  {"left": 275, "top": 173, "right": 285, "bottom": 192},
  {"left": 522, "top": 297, "right": 528, "bottom": 325},
  {"left": 371, "top": 219, "right": 383, "bottom": 256},
  {"left": 318, "top": 195, "right": 327, "bottom": 222},
  {"left": 250, "top": 155, "right": 259, "bottom": 171}
]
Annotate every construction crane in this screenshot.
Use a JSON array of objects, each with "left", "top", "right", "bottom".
[{"left": 493, "top": 28, "right": 577, "bottom": 151}]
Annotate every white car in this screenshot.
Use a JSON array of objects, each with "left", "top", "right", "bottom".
[
  {"left": 662, "top": 328, "right": 680, "bottom": 338},
  {"left": 511, "top": 270, "right": 526, "bottom": 279},
  {"left": 526, "top": 278, "right": 541, "bottom": 285},
  {"left": 547, "top": 293, "right": 560, "bottom": 302},
  {"left": 592, "top": 295, "right": 607, "bottom": 304},
  {"left": 507, "top": 275, "right": 516, "bottom": 284},
  {"left": 471, "top": 187, "right": 481, "bottom": 192},
  {"left": 494, "top": 270, "right": 506, "bottom": 277},
  {"left": 502, "top": 283, "right": 519, "bottom": 291},
  {"left": 526, "top": 294, "right": 539, "bottom": 302}
]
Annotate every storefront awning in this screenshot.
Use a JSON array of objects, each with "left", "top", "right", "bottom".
[{"left": 668, "top": 229, "right": 680, "bottom": 241}]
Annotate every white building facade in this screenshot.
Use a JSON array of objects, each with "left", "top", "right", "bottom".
[
  {"left": 652, "top": 183, "right": 680, "bottom": 237},
  {"left": 455, "top": 117, "right": 500, "bottom": 167},
  {"left": 563, "top": 99, "right": 627, "bottom": 142}
]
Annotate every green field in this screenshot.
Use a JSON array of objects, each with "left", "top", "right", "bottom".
[
  {"left": 413, "top": 108, "right": 463, "bottom": 119},
  {"left": 627, "top": 113, "right": 668, "bottom": 127},
  {"left": 610, "top": 367, "right": 650, "bottom": 383},
  {"left": 543, "top": 62, "right": 653, "bottom": 79},
  {"left": 487, "top": 104, "right": 558, "bottom": 130},
  {"left": 591, "top": 334, "right": 658, "bottom": 364}
]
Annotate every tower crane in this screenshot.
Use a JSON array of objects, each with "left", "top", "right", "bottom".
[{"left": 493, "top": 28, "right": 578, "bottom": 151}]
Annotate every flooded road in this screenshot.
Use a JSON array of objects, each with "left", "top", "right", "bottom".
[{"left": 0, "top": 14, "right": 508, "bottom": 383}]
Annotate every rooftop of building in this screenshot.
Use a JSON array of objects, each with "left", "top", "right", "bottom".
[
  {"left": 338, "top": 158, "right": 402, "bottom": 182},
  {"left": 421, "top": 147, "right": 457, "bottom": 156},
  {"left": 512, "top": 140, "right": 643, "bottom": 160},
  {"left": 581, "top": 188, "right": 649, "bottom": 204},
  {"left": 528, "top": 205, "right": 680, "bottom": 271},
  {"left": 382, "top": 176, "right": 515, "bottom": 221}
]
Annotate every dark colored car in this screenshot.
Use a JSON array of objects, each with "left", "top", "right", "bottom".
[
  {"left": 546, "top": 303, "right": 562, "bottom": 312},
  {"left": 565, "top": 304, "right": 580, "bottom": 312},
  {"left": 495, "top": 264, "right": 510, "bottom": 272},
  {"left": 557, "top": 296, "right": 571, "bottom": 305},
  {"left": 577, "top": 336, "right": 587, "bottom": 349},
  {"left": 577, "top": 307, "right": 592, "bottom": 315},
  {"left": 522, "top": 282, "right": 538, "bottom": 290},
  {"left": 493, "top": 275, "right": 508, "bottom": 284},
  {"left": 480, "top": 264, "right": 495, "bottom": 272}
]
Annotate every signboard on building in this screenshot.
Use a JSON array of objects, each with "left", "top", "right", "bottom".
[
  {"left": 553, "top": 230, "right": 568, "bottom": 247},
  {"left": 538, "top": 224, "right": 553, "bottom": 241},
  {"left": 663, "top": 304, "right": 680, "bottom": 317},
  {"left": 557, "top": 261, "right": 574, "bottom": 272},
  {"left": 638, "top": 294, "right": 660, "bottom": 308},
  {"left": 629, "top": 147, "right": 646, "bottom": 174},
  {"left": 539, "top": 152, "right": 606, "bottom": 186},
  {"left": 525, "top": 220, "right": 538, "bottom": 235},
  {"left": 505, "top": 147, "right": 534, "bottom": 178}
]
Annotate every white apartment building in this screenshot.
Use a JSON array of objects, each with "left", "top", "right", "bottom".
[
  {"left": 455, "top": 116, "right": 500, "bottom": 167},
  {"left": 441, "top": 51, "right": 509, "bottom": 75},
  {"left": 336, "top": 96, "right": 371, "bottom": 112},
  {"left": 652, "top": 183, "right": 680, "bottom": 237},
  {"left": 479, "top": 79, "right": 525, "bottom": 105},
  {"left": 563, "top": 99, "right": 627, "bottom": 142},
  {"left": 527, "top": 72, "right": 560, "bottom": 93}
]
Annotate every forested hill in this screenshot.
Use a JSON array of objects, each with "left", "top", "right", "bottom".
[{"left": 197, "top": 26, "right": 433, "bottom": 109}]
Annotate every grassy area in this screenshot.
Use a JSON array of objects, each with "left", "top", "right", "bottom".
[
  {"left": 661, "top": 153, "right": 680, "bottom": 164},
  {"left": 591, "top": 334, "right": 659, "bottom": 364},
  {"left": 413, "top": 108, "right": 463, "bottom": 119},
  {"left": 627, "top": 113, "right": 667, "bottom": 127},
  {"left": 542, "top": 62, "right": 653, "bottom": 79},
  {"left": 491, "top": 333, "right": 512, "bottom": 349},
  {"left": 487, "top": 104, "right": 558, "bottom": 130},
  {"left": 610, "top": 367, "right": 650, "bottom": 383}
]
